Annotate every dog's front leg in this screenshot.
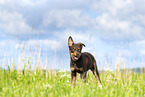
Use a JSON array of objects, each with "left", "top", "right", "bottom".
[
  {"left": 71, "top": 71, "right": 76, "bottom": 86},
  {"left": 82, "top": 71, "right": 87, "bottom": 82}
]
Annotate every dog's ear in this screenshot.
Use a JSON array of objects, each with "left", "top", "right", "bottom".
[
  {"left": 78, "top": 42, "right": 85, "bottom": 47},
  {"left": 68, "top": 36, "right": 74, "bottom": 46}
]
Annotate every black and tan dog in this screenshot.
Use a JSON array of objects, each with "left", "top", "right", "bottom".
[{"left": 68, "top": 36, "right": 102, "bottom": 86}]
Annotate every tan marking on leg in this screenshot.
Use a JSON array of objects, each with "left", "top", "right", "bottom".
[
  {"left": 71, "top": 67, "right": 75, "bottom": 71},
  {"left": 77, "top": 68, "right": 82, "bottom": 71},
  {"left": 94, "top": 71, "right": 101, "bottom": 85},
  {"left": 72, "top": 76, "right": 76, "bottom": 86}
]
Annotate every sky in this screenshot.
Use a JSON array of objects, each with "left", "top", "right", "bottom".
[{"left": 0, "top": 0, "right": 145, "bottom": 71}]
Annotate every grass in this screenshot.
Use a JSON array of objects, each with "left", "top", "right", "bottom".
[{"left": 0, "top": 67, "right": 144, "bottom": 97}]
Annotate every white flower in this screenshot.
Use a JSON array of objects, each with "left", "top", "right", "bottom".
[
  {"left": 60, "top": 74, "right": 67, "bottom": 78},
  {"left": 106, "top": 80, "right": 110, "bottom": 82},
  {"left": 98, "top": 85, "right": 102, "bottom": 89},
  {"left": 44, "top": 84, "right": 52, "bottom": 88}
]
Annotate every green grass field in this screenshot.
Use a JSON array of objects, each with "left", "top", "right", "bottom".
[{"left": 0, "top": 67, "right": 144, "bottom": 97}]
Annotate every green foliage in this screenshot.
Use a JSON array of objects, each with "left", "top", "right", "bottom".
[{"left": 0, "top": 68, "right": 144, "bottom": 97}]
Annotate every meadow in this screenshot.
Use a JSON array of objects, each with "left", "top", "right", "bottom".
[{"left": 0, "top": 66, "right": 144, "bottom": 97}]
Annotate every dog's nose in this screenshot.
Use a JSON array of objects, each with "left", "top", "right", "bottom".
[
  {"left": 74, "top": 51, "right": 80, "bottom": 56},
  {"left": 74, "top": 51, "right": 77, "bottom": 56}
]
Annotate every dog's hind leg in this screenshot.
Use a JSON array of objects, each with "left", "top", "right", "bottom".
[
  {"left": 93, "top": 69, "right": 101, "bottom": 85},
  {"left": 91, "top": 61, "right": 101, "bottom": 85}
]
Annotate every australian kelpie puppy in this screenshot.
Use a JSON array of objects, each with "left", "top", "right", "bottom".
[{"left": 68, "top": 36, "right": 102, "bottom": 86}]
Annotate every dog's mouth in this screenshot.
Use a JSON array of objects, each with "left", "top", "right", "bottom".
[
  {"left": 73, "top": 56, "right": 79, "bottom": 60},
  {"left": 70, "top": 52, "right": 81, "bottom": 61},
  {"left": 72, "top": 55, "right": 80, "bottom": 61}
]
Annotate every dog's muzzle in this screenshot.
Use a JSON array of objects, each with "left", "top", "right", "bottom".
[{"left": 71, "top": 51, "right": 81, "bottom": 61}]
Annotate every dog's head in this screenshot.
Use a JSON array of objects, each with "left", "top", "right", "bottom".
[{"left": 68, "top": 36, "right": 85, "bottom": 61}]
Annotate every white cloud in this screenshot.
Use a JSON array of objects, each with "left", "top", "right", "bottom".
[
  {"left": 134, "top": 40, "right": 145, "bottom": 55},
  {"left": 140, "top": 50, "right": 145, "bottom": 55},
  {"left": 92, "top": 0, "right": 132, "bottom": 15},
  {"left": 0, "top": 0, "right": 145, "bottom": 42},
  {"left": 0, "top": 11, "right": 32, "bottom": 35},
  {"left": 42, "top": 10, "right": 95, "bottom": 29},
  {"left": 0, "top": 0, "right": 5, "bottom": 4},
  {"left": 0, "top": 40, "right": 16, "bottom": 47},
  {"left": 27, "top": 39, "right": 63, "bottom": 50},
  {"left": 92, "top": 0, "right": 145, "bottom": 41},
  {"left": 95, "top": 13, "right": 144, "bottom": 40},
  {"left": 135, "top": 40, "right": 145, "bottom": 45},
  {"left": 0, "top": 39, "right": 63, "bottom": 53},
  {"left": 0, "top": 0, "right": 47, "bottom": 6}
]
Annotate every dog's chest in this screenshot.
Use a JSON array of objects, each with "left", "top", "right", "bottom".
[{"left": 70, "top": 62, "right": 83, "bottom": 73}]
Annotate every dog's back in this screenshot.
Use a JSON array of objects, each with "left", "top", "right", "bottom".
[{"left": 79, "top": 52, "right": 96, "bottom": 70}]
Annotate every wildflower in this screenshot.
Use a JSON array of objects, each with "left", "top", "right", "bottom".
[
  {"left": 58, "top": 70, "right": 64, "bottom": 73},
  {"left": 58, "top": 69, "right": 70, "bottom": 73},
  {"left": 46, "top": 84, "right": 50, "bottom": 87},
  {"left": 86, "top": 83, "right": 89, "bottom": 85},
  {"left": 43, "top": 83, "right": 52, "bottom": 88},
  {"left": 60, "top": 74, "right": 67, "bottom": 78},
  {"left": 98, "top": 85, "right": 102, "bottom": 89},
  {"left": 45, "top": 84, "right": 52, "bottom": 88},
  {"left": 106, "top": 80, "right": 110, "bottom": 82}
]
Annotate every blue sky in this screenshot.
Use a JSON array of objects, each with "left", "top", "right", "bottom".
[{"left": 0, "top": 0, "right": 145, "bottom": 70}]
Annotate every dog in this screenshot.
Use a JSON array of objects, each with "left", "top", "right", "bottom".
[{"left": 68, "top": 36, "right": 102, "bottom": 86}]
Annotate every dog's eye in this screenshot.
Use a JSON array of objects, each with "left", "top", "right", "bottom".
[
  {"left": 78, "top": 48, "right": 81, "bottom": 52},
  {"left": 73, "top": 47, "right": 75, "bottom": 50},
  {"left": 78, "top": 48, "right": 80, "bottom": 51}
]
